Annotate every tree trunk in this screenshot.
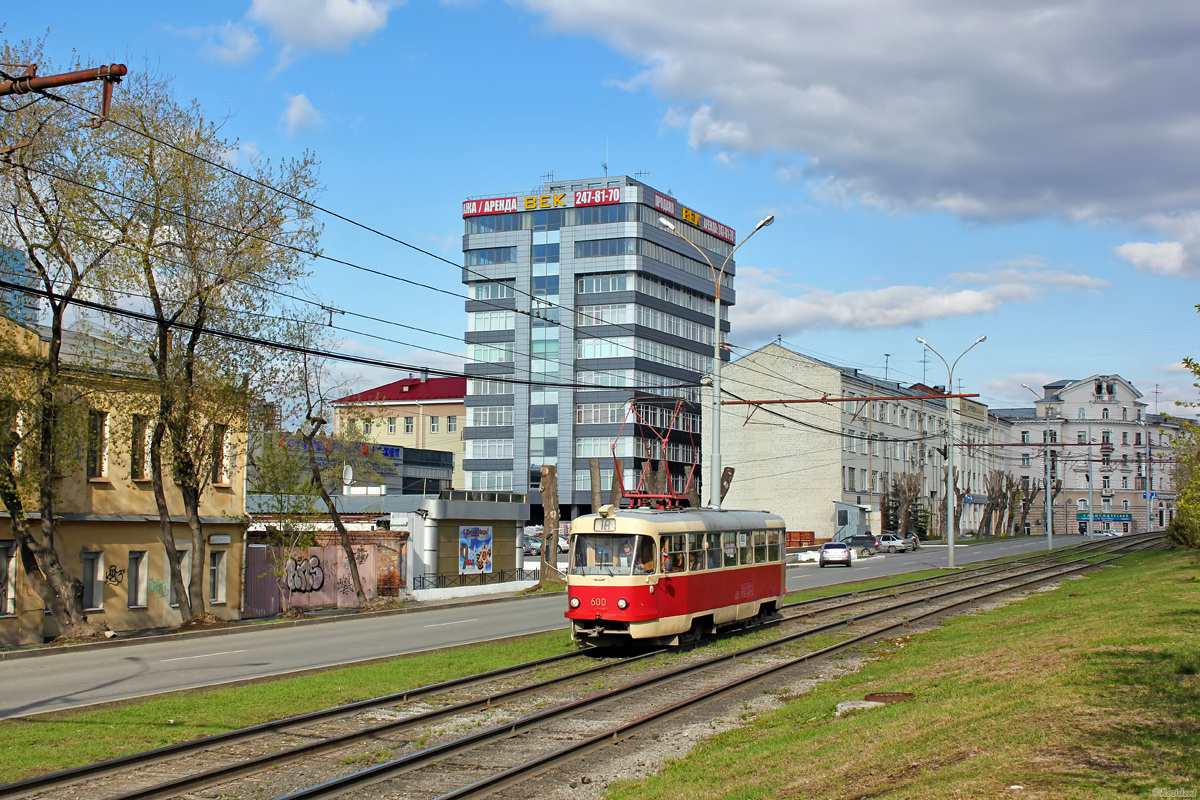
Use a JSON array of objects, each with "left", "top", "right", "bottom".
[
  {"left": 149, "top": 415, "right": 197, "bottom": 619},
  {"left": 302, "top": 418, "right": 366, "bottom": 606},
  {"left": 589, "top": 458, "right": 601, "bottom": 512},
  {"left": 539, "top": 465, "right": 561, "bottom": 585}
]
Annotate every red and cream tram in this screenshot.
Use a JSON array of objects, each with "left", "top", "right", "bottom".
[{"left": 565, "top": 504, "right": 787, "bottom": 647}]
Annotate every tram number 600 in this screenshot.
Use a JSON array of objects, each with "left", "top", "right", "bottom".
[{"left": 590, "top": 597, "right": 607, "bottom": 607}]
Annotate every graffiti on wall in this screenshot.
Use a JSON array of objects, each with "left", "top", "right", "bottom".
[
  {"left": 147, "top": 576, "right": 169, "bottom": 599},
  {"left": 285, "top": 555, "right": 325, "bottom": 593},
  {"left": 104, "top": 565, "right": 125, "bottom": 587}
]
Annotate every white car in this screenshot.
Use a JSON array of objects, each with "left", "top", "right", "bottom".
[
  {"left": 878, "top": 534, "right": 912, "bottom": 553},
  {"left": 818, "top": 541, "right": 853, "bottom": 568}
]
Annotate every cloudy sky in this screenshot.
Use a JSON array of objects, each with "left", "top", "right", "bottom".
[{"left": 8, "top": 0, "right": 1200, "bottom": 411}]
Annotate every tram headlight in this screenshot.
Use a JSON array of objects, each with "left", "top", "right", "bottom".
[
  {"left": 617, "top": 598, "right": 628, "bottom": 610},
  {"left": 569, "top": 596, "right": 580, "bottom": 609}
]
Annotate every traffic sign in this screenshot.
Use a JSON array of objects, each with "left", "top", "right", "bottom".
[{"left": 1142, "top": 492, "right": 1158, "bottom": 500}]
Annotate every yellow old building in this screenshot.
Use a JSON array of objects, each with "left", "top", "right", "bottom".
[{"left": 0, "top": 319, "right": 247, "bottom": 646}]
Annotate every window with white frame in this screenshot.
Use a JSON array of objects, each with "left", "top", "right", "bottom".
[
  {"left": 574, "top": 466, "right": 625, "bottom": 491},
  {"left": 130, "top": 414, "right": 150, "bottom": 481},
  {"left": 467, "top": 470, "right": 513, "bottom": 491},
  {"left": 210, "top": 424, "right": 230, "bottom": 484},
  {"left": 576, "top": 402, "right": 626, "bottom": 425},
  {"left": 0, "top": 542, "right": 15, "bottom": 615},
  {"left": 127, "top": 551, "right": 148, "bottom": 608},
  {"left": 468, "top": 406, "right": 514, "bottom": 427},
  {"left": 430, "top": 416, "right": 440, "bottom": 434},
  {"left": 1021, "top": 454, "right": 1031, "bottom": 467},
  {"left": 576, "top": 436, "right": 635, "bottom": 458},
  {"left": 404, "top": 417, "right": 414, "bottom": 434},
  {"left": 468, "top": 378, "right": 511, "bottom": 395},
  {"left": 87, "top": 410, "right": 109, "bottom": 478},
  {"left": 209, "top": 550, "right": 227, "bottom": 604},
  {"left": 467, "top": 310, "right": 516, "bottom": 331},
  {"left": 448, "top": 416, "right": 458, "bottom": 433},
  {"left": 81, "top": 551, "right": 104, "bottom": 609},
  {"left": 467, "top": 439, "right": 513, "bottom": 459},
  {"left": 469, "top": 342, "right": 514, "bottom": 363},
  {"left": 388, "top": 417, "right": 396, "bottom": 435}
]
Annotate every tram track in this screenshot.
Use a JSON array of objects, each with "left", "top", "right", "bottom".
[{"left": 1, "top": 533, "right": 1159, "bottom": 800}]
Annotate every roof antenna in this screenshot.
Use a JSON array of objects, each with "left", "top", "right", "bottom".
[{"left": 602, "top": 136, "right": 608, "bottom": 177}]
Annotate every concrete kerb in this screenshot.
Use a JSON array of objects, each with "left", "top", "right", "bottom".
[{"left": 0, "top": 589, "right": 567, "bottom": 662}]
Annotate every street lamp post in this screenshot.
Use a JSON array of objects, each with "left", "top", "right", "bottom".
[
  {"left": 659, "top": 213, "right": 774, "bottom": 508},
  {"left": 915, "top": 335, "right": 986, "bottom": 567},
  {"left": 1022, "top": 383, "right": 1053, "bottom": 551}
]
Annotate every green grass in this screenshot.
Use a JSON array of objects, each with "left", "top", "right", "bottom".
[
  {"left": 0, "top": 630, "right": 572, "bottom": 782},
  {"left": 606, "top": 550, "right": 1200, "bottom": 799}
]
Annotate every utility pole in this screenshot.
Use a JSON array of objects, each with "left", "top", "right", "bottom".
[
  {"left": 1087, "top": 427, "right": 1094, "bottom": 538},
  {"left": 0, "top": 63, "right": 127, "bottom": 127}
]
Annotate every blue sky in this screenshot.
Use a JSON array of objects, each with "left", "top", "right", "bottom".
[{"left": 9, "top": 1, "right": 1200, "bottom": 413}]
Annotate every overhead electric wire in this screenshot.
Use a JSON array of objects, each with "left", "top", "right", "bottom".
[
  {"left": 0, "top": 279, "right": 683, "bottom": 392},
  {"left": 14, "top": 92, "right": 736, "bottom": 373}
]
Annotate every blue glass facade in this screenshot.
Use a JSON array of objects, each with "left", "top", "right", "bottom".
[{"left": 461, "top": 176, "right": 735, "bottom": 519}]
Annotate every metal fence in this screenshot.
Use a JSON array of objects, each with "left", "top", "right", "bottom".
[{"left": 411, "top": 569, "right": 540, "bottom": 590}]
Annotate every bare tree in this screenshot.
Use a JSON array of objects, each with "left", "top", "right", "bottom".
[
  {"left": 104, "top": 72, "right": 321, "bottom": 619},
  {"left": 0, "top": 42, "right": 134, "bottom": 637},
  {"left": 978, "top": 470, "right": 1007, "bottom": 536},
  {"left": 889, "top": 472, "right": 922, "bottom": 535},
  {"left": 1016, "top": 479, "right": 1043, "bottom": 535}
]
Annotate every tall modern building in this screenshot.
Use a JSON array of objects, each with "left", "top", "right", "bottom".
[
  {"left": 0, "top": 246, "right": 40, "bottom": 327},
  {"left": 461, "top": 175, "right": 737, "bottom": 520}
]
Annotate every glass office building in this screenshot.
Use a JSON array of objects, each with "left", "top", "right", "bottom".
[{"left": 461, "top": 176, "right": 736, "bottom": 521}]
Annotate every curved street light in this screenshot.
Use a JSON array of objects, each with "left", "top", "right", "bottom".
[
  {"left": 915, "top": 334, "right": 986, "bottom": 567},
  {"left": 660, "top": 214, "right": 774, "bottom": 508}
]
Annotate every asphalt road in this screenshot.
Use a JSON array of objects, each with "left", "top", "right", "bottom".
[
  {"left": 2, "top": 534, "right": 1088, "bottom": 719},
  {"left": 785, "top": 533, "right": 1090, "bottom": 592}
]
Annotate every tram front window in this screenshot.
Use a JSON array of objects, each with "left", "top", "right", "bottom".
[{"left": 571, "top": 534, "right": 656, "bottom": 576}]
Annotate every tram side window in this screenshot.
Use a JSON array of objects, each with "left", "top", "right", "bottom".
[
  {"left": 662, "top": 534, "right": 687, "bottom": 573},
  {"left": 687, "top": 533, "right": 706, "bottom": 571},
  {"left": 768, "top": 530, "right": 781, "bottom": 562},
  {"left": 754, "top": 530, "right": 768, "bottom": 563},
  {"left": 707, "top": 534, "right": 722, "bottom": 569},
  {"left": 739, "top": 531, "right": 753, "bottom": 565},
  {"left": 723, "top": 531, "right": 738, "bottom": 567}
]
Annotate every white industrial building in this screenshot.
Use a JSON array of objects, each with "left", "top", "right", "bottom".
[{"left": 704, "top": 343, "right": 1008, "bottom": 539}]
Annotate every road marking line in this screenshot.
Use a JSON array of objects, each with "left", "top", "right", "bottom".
[
  {"left": 424, "top": 619, "right": 478, "bottom": 628},
  {"left": 161, "top": 649, "right": 246, "bottom": 663}
]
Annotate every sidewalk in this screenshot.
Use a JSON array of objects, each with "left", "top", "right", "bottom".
[{"left": 0, "top": 586, "right": 564, "bottom": 662}]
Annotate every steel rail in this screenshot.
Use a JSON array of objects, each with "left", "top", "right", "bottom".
[
  {"left": 782, "top": 532, "right": 1153, "bottom": 613},
  {"left": 433, "top": 536, "right": 1163, "bottom": 800},
  {"left": 0, "top": 648, "right": 588, "bottom": 799},
  {"left": 4, "top": 534, "right": 1149, "bottom": 800},
  {"left": 273, "top": 536, "right": 1161, "bottom": 800}
]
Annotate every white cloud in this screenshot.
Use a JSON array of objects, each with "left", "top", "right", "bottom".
[
  {"left": 281, "top": 94, "right": 324, "bottom": 135},
  {"left": 523, "top": 1, "right": 1200, "bottom": 273},
  {"left": 248, "top": 0, "right": 395, "bottom": 51},
  {"left": 729, "top": 260, "right": 1107, "bottom": 340},
  {"left": 205, "top": 21, "right": 260, "bottom": 63},
  {"left": 220, "top": 141, "right": 262, "bottom": 167},
  {"left": 984, "top": 373, "right": 1058, "bottom": 405},
  {"left": 1115, "top": 241, "right": 1190, "bottom": 277}
]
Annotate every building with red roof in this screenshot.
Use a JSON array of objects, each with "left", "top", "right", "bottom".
[{"left": 333, "top": 374, "right": 467, "bottom": 488}]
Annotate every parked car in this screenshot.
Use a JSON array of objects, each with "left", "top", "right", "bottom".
[
  {"left": 818, "top": 541, "right": 853, "bottom": 568},
  {"left": 522, "top": 534, "right": 542, "bottom": 556},
  {"left": 878, "top": 533, "right": 912, "bottom": 553},
  {"left": 842, "top": 534, "right": 880, "bottom": 556},
  {"left": 557, "top": 534, "right": 570, "bottom": 553},
  {"left": 898, "top": 531, "right": 921, "bottom": 550}
]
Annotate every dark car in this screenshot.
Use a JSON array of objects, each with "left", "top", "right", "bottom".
[
  {"left": 842, "top": 534, "right": 880, "bottom": 556},
  {"left": 818, "top": 541, "right": 852, "bottom": 568}
]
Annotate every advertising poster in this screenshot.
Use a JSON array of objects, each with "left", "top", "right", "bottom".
[{"left": 459, "top": 526, "right": 494, "bottom": 574}]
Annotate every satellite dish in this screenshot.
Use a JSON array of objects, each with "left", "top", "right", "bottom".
[{"left": 342, "top": 464, "right": 354, "bottom": 485}]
